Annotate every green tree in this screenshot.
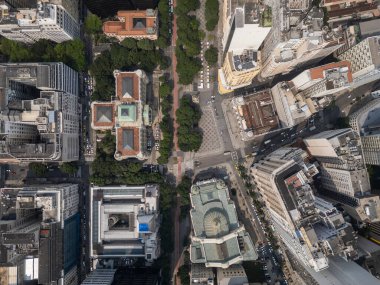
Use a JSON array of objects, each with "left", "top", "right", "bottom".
[
  {"left": 136, "top": 39, "right": 155, "bottom": 50},
  {"left": 84, "top": 14, "right": 102, "bottom": 34},
  {"left": 54, "top": 39, "right": 86, "bottom": 71},
  {"left": 204, "top": 45, "right": 218, "bottom": 65},
  {"left": 121, "top": 38, "right": 137, "bottom": 49},
  {"left": 205, "top": 0, "right": 219, "bottom": 31},
  {"left": 29, "top": 163, "right": 47, "bottom": 176},
  {"left": 60, "top": 162, "right": 78, "bottom": 175}
]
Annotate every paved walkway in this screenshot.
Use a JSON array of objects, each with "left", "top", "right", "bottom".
[
  {"left": 171, "top": 0, "right": 182, "bottom": 184},
  {"left": 195, "top": 105, "right": 224, "bottom": 158}
]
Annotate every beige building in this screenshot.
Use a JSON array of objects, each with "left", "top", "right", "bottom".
[{"left": 218, "top": 2, "right": 271, "bottom": 93}]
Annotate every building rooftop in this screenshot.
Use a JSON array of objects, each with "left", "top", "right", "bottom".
[
  {"left": 92, "top": 103, "right": 115, "bottom": 129},
  {"left": 90, "top": 185, "right": 160, "bottom": 262},
  {"left": 231, "top": 89, "right": 280, "bottom": 139},
  {"left": 189, "top": 179, "right": 257, "bottom": 268},
  {"left": 90, "top": 70, "right": 150, "bottom": 161},
  {"left": 103, "top": 9, "right": 157, "bottom": 38},
  {"left": 115, "top": 72, "right": 140, "bottom": 101}
]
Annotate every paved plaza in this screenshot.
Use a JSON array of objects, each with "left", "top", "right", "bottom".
[{"left": 196, "top": 106, "right": 224, "bottom": 158}]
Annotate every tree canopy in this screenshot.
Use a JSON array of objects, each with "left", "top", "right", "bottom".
[
  {"left": 205, "top": 0, "right": 219, "bottom": 31},
  {"left": 204, "top": 45, "right": 218, "bottom": 65},
  {"left": 59, "top": 162, "right": 78, "bottom": 175},
  {"left": 175, "top": 0, "right": 203, "bottom": 84},
  {"left": 29, "top": 163, "right": 47, "bottom": 177},
  {"left": 0, "top": 38, "right": 86, "bottom": 72},
  {"left": 176, "top": 96, "right": 203, "bottom": 152},
  {"left": 84, "top": 14, "right": 103, "bottom": 34}
]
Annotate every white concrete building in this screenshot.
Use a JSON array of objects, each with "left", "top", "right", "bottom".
[
  {"left": 291, "top": 61, "right": 353, "bottom": 98},
  {"left": 338, "top": 36, "right": 380, "bottom": 86},
  {"left": 270, "top": 82, "right": 313, "bottom": 128},
  {"left": 350, "top": 98, "right": 380, "bottom": 166},
  {"left": 251, "top": 148, "right": 358, "bottom": 272},
  {"left": 304, "top": 129, "right": 380, "bottom": 223},
  {"left": 90, "top": 185, "right": 160, "bottom": 262},
  {"left": 0, "top": 1, "right": 79, "bottom": 43},
  {"left": 260, "top": 6, "right": 344, "bottom": 79}
]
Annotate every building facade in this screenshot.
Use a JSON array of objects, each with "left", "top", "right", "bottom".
[
  {"left": 81, "top": 269, "right": 116, "bottom": 285},
  {"left": 304, "top": 129, "right": 380, "bottom": 223},
  {"left": 259, "top": 6, "right": 344, "bottom": 79},
  {"left": 218, "top": 2, "right": 271, "bottom": 93},
  {"left": 350, "top": 98, "right": 380, "bottom": 166},
  {"left": 89, "top": 185, "right": 160, "bottom": 263},
  {"left": 251, "top": 148, "right": 357, "bottom": 272},
  {"left": 0, "top": 1, "right": 80, "bottom": 43},
  {"left": 0, "top": 62, "right": 80, "bottom": 163},
  {"left": 0, "top": 184, "right": 80, "bottom": 285}
]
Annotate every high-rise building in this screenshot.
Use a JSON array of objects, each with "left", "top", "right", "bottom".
[
  {"left": 304, "top": 129, "right": 380, "bottom": 223},
  {"left": 81, "top": 269, "right": 116, "bottom": 285},
  {"left": 218, "top": 2, "right": 271, "bottom": 93},
  {"left": 89, "top": 185, "right": 160, "bottom": 263},
  {"left": 259, "top": 5, "right": 344, "bottom": 80},
  {"left": 0, "top": 1, "right": 80, "bottom": 43},
  {"left": 0, "top": 62, "right": 80, "bottom": 163},
  {"left": 251, "top": 148, "right": 358, "bottom": 272},
  {"left": 103, "top": 9, "right": 158, "bottom": 41},
  {"left": 338, "top": 36, "right": 380, "bottom": 85},
  {"left": 350, "top": 98, "right": 380, "bottom": 166},
  {"left": 189, "top": 178, "right": 257, "bottom": 269},
  {"left": 291, "top": 61, "right": 353, "bottom": 98},
  {"left": 91, "top": 70, "right": 151, "bottom": 161},
  {"left": 0, "top": 184, "right": 80, "bottom": 285}
]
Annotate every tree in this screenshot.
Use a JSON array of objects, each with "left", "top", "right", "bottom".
[
  {"left": 84, "top": 14, "right": 102, "bottom": 34},
  {"left": 205, "top": 0, "right": 219, "bottom": 31},
  {"left": 204, "top": 45, "right": 218, "bottom": 65},
  {"left": 60, "top": 162, "right": 78, "bottom": 175},
  {"left": 29, "top": 162, "right": 47, "bottom": 176},
  {"left": 54, "top": 39, "right": 86, "bottom": 71},
  {"left": 137, "top": 39, "right": 155, "bottom": 51},
  {"left": 121, "top": 38, "right": 137, "bottom": 49}
]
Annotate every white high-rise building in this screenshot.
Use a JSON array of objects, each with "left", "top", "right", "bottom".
[
  {"left": 259, "top": 6, "right": 344, "bottom": 80},
  {"left": 350, "top": 98, "right": 380, "bottom": 166},
  {"left": 338, "top": 36, "right": 380, "bottom": 86},
  {"left": 251, "top": 148, "right": 358, "bottom": 272},
  {"left": 304, "top": 129, "right": 380, "bottom": 223},
  {"left": 0, "top": 1, "right": 80, "bottom": 43}
]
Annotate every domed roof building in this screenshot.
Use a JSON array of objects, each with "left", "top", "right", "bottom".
[{"left": 189, "top": 179, "right": 257, "bottom": 269}]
